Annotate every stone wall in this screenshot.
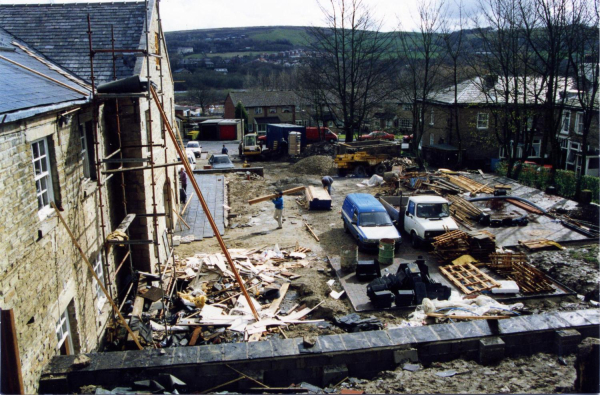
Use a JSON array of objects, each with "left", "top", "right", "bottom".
[
  {"left": 0, "top": 2, "right": 177, "bottom": 392},
  {"left": 0, "top": 109, "right": 115, "bottom": 393}
]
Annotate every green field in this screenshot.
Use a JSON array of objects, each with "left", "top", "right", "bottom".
[
  {"left": 185, "top": 51, "right": 280, "bottom": 59},
  {"left": 247, "top": 27, "right": 309, "bottom": 46}
]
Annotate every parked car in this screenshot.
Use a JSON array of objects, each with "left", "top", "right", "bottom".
[
  {"left": 186, "top": 141, "right": 202, "bottom": 157},
  {"left": 341, "top": 193, "right": 402, "bottom": 251},
  {"left": 208, "top": 154, "right": 235, "bottom": 169},
  {"left": 177, "top": 150, "right": 196, "bottom": 165},
  {"left": 357, "top": 131, "right": 395, "bottom": 141}
]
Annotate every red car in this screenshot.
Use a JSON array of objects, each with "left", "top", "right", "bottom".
[{"left": 357, "top": 131, "right": 395, "bottom": 141}]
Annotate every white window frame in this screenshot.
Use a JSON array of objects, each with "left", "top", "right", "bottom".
[
  {"left": 254, "top": 107, "right": 263, "bottom": 114},
  {"left": 386, "top": 119, "right": 393, "bottom": 128},
  {"left": 530, "top": 138, "right": 541, "bottom": 158},
  {"left": 400, "top": 119, "right": 411, "bottom": 129},
  {"left": 430, "top": 133, "right": 434, "bottom": 146},
  {"left": 32, "top": 138, "right": 54, "bottom": 219},
  {"left": 575, "top": 112, "right": 584, "bottom": 135},
  {"left": 477, "top": 112, "right": 489, "bottom": 129},
  {"left": 79, "top": 122, "right": 95, "bottom": 180},
  {"left": 403, "top": 104, "right": 413, "bottom": 111},
  {"left": 282, "top": 106, "right": 292, "bottom": 113},
  {"left": 248, "top": 123, "right": 254, "bottom": 132},
  {"left": 56, "top": 308, "right": 72, "bottom": 351},
  {"left": 429, "top": 109, "right": 435, "bottom": 126},
  {"left": 257, "top": 123, "right": 267, "bottom": 132},
  {"left": 269, "top": 107, "right": 277, "bottom": 114},
  {"left": 295, "top": 120, "right": 307, "bottom": 126},
  {"left": 327, "top": 120, "right": 334, "bottom": 128},
  {"left": 561, "top": 111, "right": 571, "bottom": 134},
  {"left": 93, "top": 253, "right": 107, "bottom": 311}
]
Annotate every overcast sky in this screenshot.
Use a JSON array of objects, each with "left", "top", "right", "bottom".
[{"left": 0, "top": 0, "right": 474, "bottom": 32}]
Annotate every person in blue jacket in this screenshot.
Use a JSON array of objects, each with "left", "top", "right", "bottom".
[
  {"left": 221, "top": 144, "right": 229, "bottom": 155},
  {"left": 321, "top": 175, "right": 334, "bottom": 196},
  {"left": 272, "top": 190, "right": 284, "bottom": 229}
]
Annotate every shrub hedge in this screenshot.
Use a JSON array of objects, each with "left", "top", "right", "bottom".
[{"left": 495, "top": 162, "right": 599, "bottom": 203}]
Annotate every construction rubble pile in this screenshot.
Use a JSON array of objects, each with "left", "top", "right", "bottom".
[{"left": 109, "top": 244, "right": 333, "bottom": 350}]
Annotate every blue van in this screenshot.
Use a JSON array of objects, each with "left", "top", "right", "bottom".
[{"left": 341, "top": 193, "right": 402, "bottom": 251}]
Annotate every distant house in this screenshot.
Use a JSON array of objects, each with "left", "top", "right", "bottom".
[
  {"left": 176, "top": 47, "right": 194, "bottom": 54},
  {"left": 205, "top": 61, "right": 215, "bottom": 68},
  {"left": 224, "top": 91, "right": 303, "bottom": 133},
  {"left": 174, "top": 68, "right": 191, "bottom": 74},
  {"left": 215, "top": 68, "right": 228, "bottom": 74},
  {"left": 420, "top": 76, "right": 599, "bottom": 174}
]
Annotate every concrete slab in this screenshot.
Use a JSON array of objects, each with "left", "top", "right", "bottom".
[
  {"left": 197, "top": 344, "right": 224, "bottom": 363},
  {"left": 318, "top": 334, "right": 347, "bottom": 353},
  {"left": 464, "top": 173, "right": 591, "bottom": 246},
  {"left": 271, "top": 338, "right": 300, "bottom": 357},
  {"left": 330, "top": 255, "right": 458, "bottom": 312},
  {"left": 176, "top": 174, "right": 226, "bottom": 241},
  {"left": 387, "top": 327, "right": 417, "bottom": 346},
  {"left": 247, "top": 340, "right": 274, "bottom": 360}
]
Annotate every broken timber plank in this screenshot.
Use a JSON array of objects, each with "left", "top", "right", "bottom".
[
  {"left": 304, "top": 221, "right": 320, "bottom": 242},
  {"left": 248, "top": 186, "right": 306, "bottom": 205},
  {"left": 265, "top": 283, "right": 290, "bottom": 316},
  {"left": 189, "top": 327, "right": 203, "bottom": 346}
]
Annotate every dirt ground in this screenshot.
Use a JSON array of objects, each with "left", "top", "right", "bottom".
[{"left": 174, "top": 157, "right": 599, "bottom": 394}]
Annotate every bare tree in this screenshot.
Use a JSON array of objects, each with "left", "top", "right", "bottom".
[
  {"left": 470, "top": 0, "right": 538, "bottom": 179},
  {"left": 441, "top": 1, "right": 468, "bottom": 167},
  {"left": 305, "top": 0, "right": 397, "bottom": 142},
  {"left": 566, "top": 0, "right": 599, "bottom": 197},
  {"left": 397, "top": 0, "right": 449, "bottom": 165},
  {"left": 520, "top": 0, "right": 575, "bottom": 183},
  {"left": 187, "top": 86, "right": 219, "bottom": 115}
]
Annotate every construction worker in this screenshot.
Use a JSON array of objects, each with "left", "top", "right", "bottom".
[
  {"left": 221, "top": 144, "right": 229, "bottom": 155},
  {"left": 321, "top": 175, "right": 334, "bottom": 196},
  {"left": 271, "top": 190, "right": 284, "bottom": 229}
]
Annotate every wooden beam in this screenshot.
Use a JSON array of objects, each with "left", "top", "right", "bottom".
[
  {"left": 115, "top": 214, "right": 136, "bottom": 234},
  {"left": 304, "top": 221, "right": 320, "bottom": 242},
  {"left": 50, "top": 202, "right": 143, "bottom": 350},
  {"left": 150, "top": 86, "right": 260, "bottom": 321},
  {"left": 1, "top": 309, "right": 24, "bottom": 394},
  {"left": 248, "top": 186, "right": 306, "bottom": 205}
]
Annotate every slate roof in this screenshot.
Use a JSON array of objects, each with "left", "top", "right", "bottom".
[
  {"left": 228, "top": 91, "right": 303, "bottom": 108},
  {"left": 0, "top": 2, "right": 147, "bottom": 84},
  {"left": 430, "top": 76, "right": 592, "bottom": 108},
  {"left": 0, "top": 28, "right": 88, "bottom": 119}
]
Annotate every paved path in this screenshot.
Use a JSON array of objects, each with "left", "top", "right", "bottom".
[{"left": 176, "top": 174, "right": 225, "bottom": 241}]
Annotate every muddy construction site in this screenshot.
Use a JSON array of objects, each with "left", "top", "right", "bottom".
[
  {"left": 165, "top": 156, "right": 600, "bottom": 394},
  {"left": 41, "top": 154, "right": 600, "bottom": 395}
]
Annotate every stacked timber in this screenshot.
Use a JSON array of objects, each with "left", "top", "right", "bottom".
[
  {"left": 432, "top": 230, "right": 470, "bottom": 262},
  {"left": 447, "top": 175, "right": 494, "bottom": 194},
  {"left": 447, "top": 195, "right": 484, "bottom": 226},
  {"left": 305, "top": 186, "right": 331, "bottom": 210},
  {"left": 432, "top": 230, "right": 496, "bottom": 263},
  {"left": 425, "top": 177, "right": 463, "bottom": 194},
  {"left": 465, "top": 230, "right": 496, "bottom": 262}
]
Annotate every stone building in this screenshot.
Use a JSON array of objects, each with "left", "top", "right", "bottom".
[
  {"left": 420, "top": 76, "right": 599, "bottom": 173},
  {"left": 0, "top": 1, "right": 177, "bottom": 392}
]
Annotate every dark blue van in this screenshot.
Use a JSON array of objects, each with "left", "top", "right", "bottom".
[{"left": 341, "top": 193, "right": 402, "bottom": 251}]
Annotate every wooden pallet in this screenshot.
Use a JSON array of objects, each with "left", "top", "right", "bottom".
[
  {"left": 489, "top": 252, "right": 527, "bottom": 273},
  {"left": 508, "top": 262, "right": 555, "bottom": 294},
  {"left": 439, "top": 262, "right": 500, "bottom": 295}
]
